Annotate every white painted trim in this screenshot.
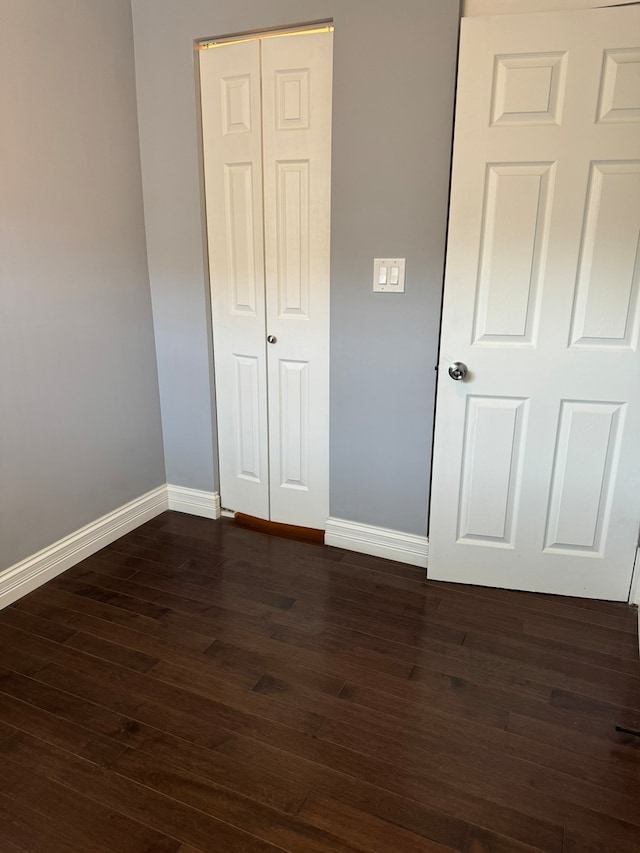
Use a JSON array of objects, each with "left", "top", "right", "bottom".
[
  {"left": 325, "top": 517, "right": 428, "bottom": 568},
  {"left": 462, "top": 0, "right": 636, "bottom": 16},
  {"left": 0, "top": 486, "right": 168, "bottom": 611},
  {"left": 167, "top": 485, "right": 221, "bottom": 520}
]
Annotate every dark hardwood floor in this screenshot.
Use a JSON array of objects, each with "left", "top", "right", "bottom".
[{"left": 0, "top": 511, "right": 638, "bottom": 852}]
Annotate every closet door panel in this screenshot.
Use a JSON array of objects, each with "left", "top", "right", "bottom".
[
  {"left": 200, "top": 40, "right": 269, "bottom": 518},
  {"left": 262, "top": 32, "right": 333, "bottom": 528}
]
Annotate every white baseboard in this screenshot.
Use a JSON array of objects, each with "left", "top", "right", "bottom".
[
  {"left": 0, "top": 483, "right": 222, "bottom": 611},
  {"left": 167, "top": 485, "right": 221, "bottom": 520},
  {"left": 324, "top": 517, "right": 429, "bottom": 568},
  {"left": 0, "top": 486, "right": 168, "bottom": 611}
]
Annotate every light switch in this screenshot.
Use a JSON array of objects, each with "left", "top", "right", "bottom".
[{"left": 373, "top": 258, "right": 405, "bottom": 292}]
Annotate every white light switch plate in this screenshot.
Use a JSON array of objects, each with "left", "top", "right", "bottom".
[{"left": 373, "top": 258, "right": 405, "bottom": 292}]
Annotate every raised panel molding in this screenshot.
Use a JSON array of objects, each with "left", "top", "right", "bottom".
[
  {"left": 570, "top": 161, "right": 640, "bottom": 349},
  {"left": 234, "top": 354, "right": 263, "bottom": 482},
  {"left": 491, "top": 52, "right": 567, "bottom": 126},
  {"left": 457, "top": 396, "right": 529, "bottom": 546},
  {"left": 221, "top": 74, "right": 252, "bottom": 134},
  {"left": 275, "top": 69, "right": 310, "bottom": 130},
  {"left": 276, "top": 160, "right": 310, "bottom": 317},
  {"left": 224, "top": 163, "right": 259, "bottom": 314},
  {"left": 325, "top": 518, "right": 429, "bottom": 568},
  {"left": 544, "top": 401, "right": 624, "bottom": 554},
  {"left": 473, "top": 163, "right": 554, "bottom": 345},
  {"left": 597, "top": 49, "right": 640, "bottom": 124},
  {"left": 278, "top": 359, "right": 309, "bottom": 489}
]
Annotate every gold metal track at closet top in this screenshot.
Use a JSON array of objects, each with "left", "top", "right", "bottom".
[{"left": 198, "top": 23, "right": 333, "bottom": 51}]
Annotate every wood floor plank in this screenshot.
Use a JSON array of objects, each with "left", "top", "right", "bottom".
[
  {"left": 217, "top": 727, "right": 562, "bottom": 851},
  {"left": 336, "top": 547, "right": 427, "bottom": 580},
  {"left": 13, "top": 586, "right": 215, "bottom": 651},
  {"left": 0, "top": 619, "right": 158, "bottom": 677},
  {"left": 52, "top": 569, "right": 286, "bottom": 630},
  {"left": 431, "top": 580, "right": 638, "bottom": 634},
  {"left": 323, "top": 695, "right": 638, "bottom": 793},
  {"left": 0, "top": 732, "right": 283, "bottom": 853},
  {"left": 57, "top": 607, "right": 234, "bottom": 670},
  {"left": 0, "top": 688, "right": 126, "bottom": 766},
  {"left": 0, "top": 605, "right": 78, "bottom": 642},
  {"left": 298, "top": 795, "right": 459, "bottom": 852},
  {"left": 0, "top": 667, "right": 142, "bottom": 745},
  {"left": 506, "top": 710, "right": 640, "bottom": 761},
  {"left": 111, "top": 747, "right": 366, "bottom": 853},
  {"left": 0, "top": 719, "right": 15, "bottom": 746},
  {"left": 68, "top": 556, "right": 141, "bottom": 581},
  {"left": 123, "top": 728, "right": 306, "bottom": 815},
  {"left": 408, "top": 642, "right": 639, "bottom": 709},
  {"left": 50, "top": 576, "right": 175, "bottom": 620},
  {"left": 465, "top": 826, "right": 552, "bottom": 853},
  {"left": 209, "top": 619, "right": 416, "bottom": 681},
  {"left": 14, "top": 635, "right": 326, "bottom": 750},
  {"left": 0, "top": 666, "right": 308, "bottom": 816},
  {"left": 63, "top": 628, "right": 162, "bottom": 673},
  {"left": 0, "top": 840, "right": 31, "bottom": 853},
  {"left": 220, "top": 552, "right": 427, "bottom": 594},
  {"left": 0, "top": 511, "right": 637, "bottom": 853},
  {"left": 464, "top": 626, "right": 640, "bottom": 677},
  {"left": 318, "top": 712, "right": 640, "bottom": 828},
  {"left": 279, "top": 598, "right": 467, "bottom": 649},
  {"left": 550, "top": 685, "right": 640, "bottom": 721},
  {"left": 0, "top": 749, "right": 180, "bottom": 853},
  {"left": 521, "top": 614, "right": 640, "bottom": 659},
  {"left": 91, "top": 561, "right": 300, "bottom": 613},
  {"left": 0, "top": 789, "right": 82, "bottom": 853}
]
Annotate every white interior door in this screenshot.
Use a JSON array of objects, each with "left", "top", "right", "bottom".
[
  {"left": 200, "top": 30, "right": 332, "bottom": 529},
  {"left": 430, "top": 5, "right": 640, "bottom": 600}
]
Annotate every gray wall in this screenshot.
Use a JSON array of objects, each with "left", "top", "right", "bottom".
[
  {"left": 0, "top": 0, "right": 166, "bottom": 570},
  {"left": 132, "top": 0, "right": 459, "bottom": 535}
]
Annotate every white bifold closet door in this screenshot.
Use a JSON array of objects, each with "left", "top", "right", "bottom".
[{"left": 200, "top": 30, "right": 332, "bottom": 529}]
